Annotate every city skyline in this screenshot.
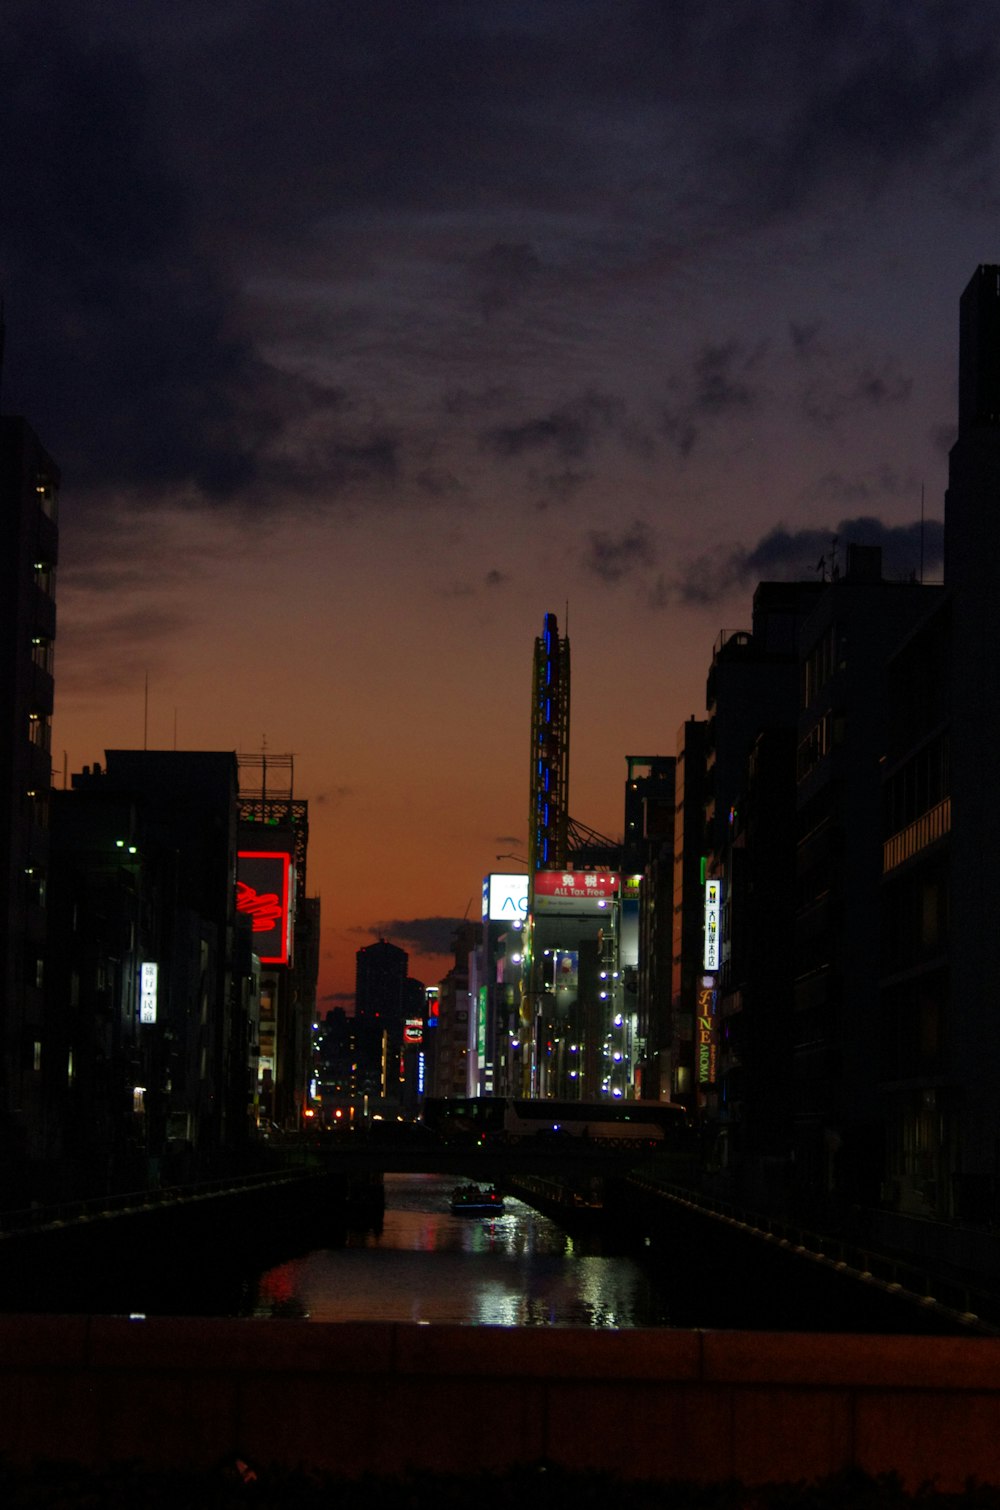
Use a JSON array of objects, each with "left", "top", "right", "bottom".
[{"left": 3, "top": 3, "right": 997, "bottom": 1004}]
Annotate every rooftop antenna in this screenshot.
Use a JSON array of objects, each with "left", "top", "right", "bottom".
[
  {"left": 920, "top": 483, "right": 925, "bottom": 584},
  {"left": 143, "top": 672, "right": 149, "bottom": 750},
  {"left": 830, "top": 536, "right": 840, "bottom": 582}
]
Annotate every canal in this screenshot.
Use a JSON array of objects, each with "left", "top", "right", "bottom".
[
  {"left": 250, "top": 1172, "right": 671, "bottom": 1326},
  {"left": 0, "top": 1169, "right": 979, "bottom": 1333}
]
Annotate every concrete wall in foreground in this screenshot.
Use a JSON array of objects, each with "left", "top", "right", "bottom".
[{"left": 3, "top": 1317, "right": 1000, "bottom": 1489}]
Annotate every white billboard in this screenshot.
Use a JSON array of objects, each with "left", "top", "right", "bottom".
[{"left": 484, "top": 872, "right": 529, "bottom": 923}]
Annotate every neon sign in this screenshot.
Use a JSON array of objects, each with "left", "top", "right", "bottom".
[{"left": 237, "top": 851, "right": 292, "bottom": 965}]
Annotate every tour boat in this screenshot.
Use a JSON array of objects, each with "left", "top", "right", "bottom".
[{"left": 449, "top": 1183, "right": 505, "bottom": 1216}]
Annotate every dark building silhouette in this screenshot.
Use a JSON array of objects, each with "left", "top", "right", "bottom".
[
  {"left": 60, "top": 751, "right": 250, "bottom": 1179},
  {"left": 665, "top": 716, "right": 709, "bottom": 1113},
  {"left": 874, "top": 264, "right": 1000, "bottom": 1254},
  {"left": 354, "top": 937, "right": 408, "bottom": 1103},
  {"left": 623, "top": 755, "right": 676, "bottom": 1101},
  {"left": 704, "top": 581, "right": 821, "bottom": 1142},
  {"left": 315, "top": 1007, "right": 358, "bottom": 1123},
  {"left": 792, "top": 546, "right": 935, "bottom": 1217},
  {"left": 0, "top": 416, "right": 59, "bottom": 1199}
]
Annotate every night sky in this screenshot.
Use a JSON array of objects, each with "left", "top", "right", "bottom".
[{"left": 2, "top": 2, "right": 995, "bottom": 1006}]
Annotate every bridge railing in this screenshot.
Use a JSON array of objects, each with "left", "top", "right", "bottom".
[
  {"left": 0, "top": 1166, "right": 325, "bottom": 1239},
  {"left": 629, "top": 1173, "right": 1000, "bottom": 1333}
]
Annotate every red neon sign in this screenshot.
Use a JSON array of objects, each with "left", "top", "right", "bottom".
[{"left": 237, "top": 851, "right": 291, "bottom": 964}]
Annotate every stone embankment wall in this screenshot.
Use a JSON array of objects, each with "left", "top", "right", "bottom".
[{"left": 2, "top": 1316, "right": 1000, "bottom": 1490}]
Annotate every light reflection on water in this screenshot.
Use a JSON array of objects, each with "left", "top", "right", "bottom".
[{"left": 253, "top": 1172, "right": 672, "bottom": 1327}]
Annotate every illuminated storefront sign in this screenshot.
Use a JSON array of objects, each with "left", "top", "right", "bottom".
[
  {"left": 697, "top": 979, "right": 717, "bottom": 1085},
  {"left": 533, "top": 870, "right": 620, "bottom": 914},
  {"left": 139, "top": 961, "right": 158, "bottom": 1024},
  {"left": 554, "top": 950, "right": 578, "bottom": 1015},
  {"left": 703, "top": 878, "right": 721, "bottom": 971},
  {"left": 620, "top": 874, "right": 641, "bottom": 969},
  {"left": 485, "top": 873, "right": 530, "bottom": 922},
  {"left": 477, "top": 986, "right": 487, "bottom": 1069},
  {"left": 403, "top": 1018, "right": 424, "bottom": 1046},
  {"left": 237, "top": 851, "right": 293, "bottom": 965}
]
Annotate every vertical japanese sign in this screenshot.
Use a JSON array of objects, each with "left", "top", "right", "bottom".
[
  {"left": 140, "top": 962, "right": 158, "bottom": 1024},
  {"left": 703, "top": 878, "right": 721, "bottom": 972}
]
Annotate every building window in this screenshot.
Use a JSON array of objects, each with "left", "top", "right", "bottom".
[
  {"left": 31, "top": 637, "right": 54, "bottom": 673},
  {"left": 34, "top": 475, "right": 56, "bottom": 518},
  {"left": 27, "top": 713, "right": 51, "bottom": 752}
]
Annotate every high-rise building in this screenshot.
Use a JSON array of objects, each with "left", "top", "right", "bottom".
[
  {"left": 878, "top": 263, "right": 1000, "bottom": 1239},
  {"left": 665, "top": 717, "right": 709, "bottom": 1113},
  {"left": 622, "top": 756, "right": 675, "bottom": 1100},
  {"left": 791, "top": 547, "right": 934, "bottom": 1216},
  {"left": 0, "top": 415, "right": 59, "bottom": 1197},
  {"left": 354, "top": 938, "right": 408, "bottom": 1103}
]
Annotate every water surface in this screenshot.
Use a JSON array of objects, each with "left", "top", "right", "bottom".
[{"left": 251, "top": 1172, "right": 672, "bottom": 1327}]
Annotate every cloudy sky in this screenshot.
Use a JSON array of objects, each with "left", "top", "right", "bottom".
[{"left": 2, "top": 0, "right": 995, "bottom": 1004}]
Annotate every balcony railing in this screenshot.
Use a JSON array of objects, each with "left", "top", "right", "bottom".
[{"left": 883, "top": 798, "right": 951, "bottom": 874}]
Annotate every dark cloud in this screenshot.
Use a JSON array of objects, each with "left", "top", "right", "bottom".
[
  {"left": 932, "top": 422, "right": 958, "bottom": 456},
  {"left": 368, "top": 917, "right": 467, "bottom": 959},
  {"left": 807, "top": 466, "right": 913, "bottom": 506},
  {"left": 0, "top": 3, "right": 344, "bottom": 508},
  {"left": 468, "top": 242, "right": 542, "bottom": 317},
  {"left": 674, "top": 515, "right": 944, "bottom": 605},
  {"left": 584, "top": 521, "right": 656, "bottom": 584},
  {"left": 790, "top": 321, "right": 824, "bottom": 359},
  {"left": 593, "top": 512, "right": 945, "bottom": 609},
  {"left": 482, "top": 392, "right": 621, "bottom": 462},
  {"left": 641, "top": 1, "right": 1000, "bottom": 230},
  {"left": 56, "top": 606, "right": 192, "bottom": 694},
  {"left": 801, "top": 363, "right": 913, "bottom": 428},
  {"left": 531, "top": 469, "right": 591, "bottom": 504},
  {"left": 415, "top": 468, "right": 464, "bottom": 498},
  {"left": 3, "top": 0, "right": 997, "bottom": 528},
  {"left": 443, "top": 385, "right": 520, "bottom": 418},
  {"left": 662, "top": 341, "right": 766, "bottom": 455},
  {"left": 311, "top": 787, "right": 354, "bottom": 807}
]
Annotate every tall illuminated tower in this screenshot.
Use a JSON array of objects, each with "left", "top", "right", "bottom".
[
  {"left": 528, "top": 612, "right": 570, "bottom": 875},
  {"left": 520, "top": 613, "right": 571, "bottom": 1092}
]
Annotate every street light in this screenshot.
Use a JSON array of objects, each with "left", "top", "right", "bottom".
[{"left": 495, "top": 853, "right": 528, "bottom": 866}]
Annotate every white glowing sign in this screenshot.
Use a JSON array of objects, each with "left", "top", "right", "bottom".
[
  {"left": 140, "top": 961, "right": 158, "bottom": 1024},
  {"left": 703, "top": 880, "right": 721, "bottom": 972},
  {"left": 485, "top": 873, "right": 530, "bottom": 922}
]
